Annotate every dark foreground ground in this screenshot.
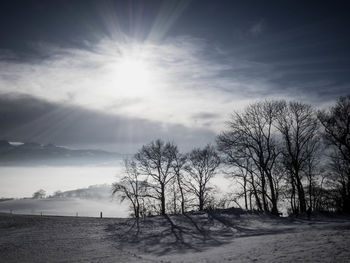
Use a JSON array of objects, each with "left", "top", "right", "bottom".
[{"left": 1, "top": 210, "right": 350, "bottom": 262}]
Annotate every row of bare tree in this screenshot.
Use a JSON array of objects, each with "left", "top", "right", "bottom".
[
  {"left": 112, "top": 142, "right": 220, "bottom": 217},
  {"left": 113, "top": 95, "right": 350, "bottom": 217}
]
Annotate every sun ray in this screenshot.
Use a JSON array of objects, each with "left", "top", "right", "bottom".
[{"left": 103, "top": 44, "right": 157, "bottom": 98}]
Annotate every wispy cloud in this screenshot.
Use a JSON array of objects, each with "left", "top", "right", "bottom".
[
  {"left": 0, "top": 34, "right": 347, "bottom": 135},
  {"left": 0, "top": 36, "right": 252, "bottom": 130},
  {"left": 0, "top": 93, "right": 216, "bottom": 152}
]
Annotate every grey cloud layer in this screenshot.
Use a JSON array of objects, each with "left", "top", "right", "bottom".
[
  {"left": 0, "top": 93, "right": 216, "bottom": 152},
  {"left": 0, "top": 33, "right": 349, "bottom": 138}
]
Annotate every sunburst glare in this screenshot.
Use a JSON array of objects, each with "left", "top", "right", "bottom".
[{"left": 109, "top": 47, "right": 154, "bottom": 97}]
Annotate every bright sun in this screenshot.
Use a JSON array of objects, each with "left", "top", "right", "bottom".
[{"left": 108, "top": 48, "right": 155, "bottom": 98}]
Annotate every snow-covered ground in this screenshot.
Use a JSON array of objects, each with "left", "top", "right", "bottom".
[
  {"left": 0, "top": 184, "right": 130, "bottom": 218},
  {"left": 0, "top": 197, "right": 129, "bottom": 218},
  {"left": 1, "top": 210, "right": 349, "bottom": 262}
]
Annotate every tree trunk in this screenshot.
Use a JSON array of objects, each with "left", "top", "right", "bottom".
[
  {"left": 344, "top": 174, "right": 350, "bottom": 212},
  {"left": 251, "top": 175, "right": 262, "bottom": 211},
  {"left": 173, "top": 186, "right": 177, "bottom": 214},
  {"left": 177, "top": 175, "right": 185, "bottom": 214},
  {"left": 266, "top": 172, "right": 279, "bottom": 215},
  {"left": 308, "top": 179, "right": 313, "bottom": 212},
  {"left": 290, "top": 175, "right": 297, "bottom": 214},
  {"left": 243, "top": 176, "right": 248, "bottom": 210},
  {"left": 199, "top": 186, "right": 204, "bottom": 211},
  {"left": 261, "top": 173, "right": 269, "bottom": 212},
  {"left": 249, "top": 190, "right": 252, "bottom": 210},
  {"left": 295, "top": 172, "right": 307, "bottom": 213},
  {"left": 160, "top": 184, "right": 166, "bottom": 215},
  {"left": 135, "top": 198, "right": 140, "bottom": 218}
]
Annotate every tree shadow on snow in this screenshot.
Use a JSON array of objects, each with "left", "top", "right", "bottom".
[{"left": 104, "top": 208, "right": 295, "bottom": 256}]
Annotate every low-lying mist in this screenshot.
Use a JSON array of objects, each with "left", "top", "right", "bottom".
[
  {"left": 0, "top": 166, "right": 122, "bottom": 198},
  {"left": 0, "top": 165, "right": 232, "bottom": 218},
  {"left": 0, "top": 184, "right": 129, "bottom": 217}
]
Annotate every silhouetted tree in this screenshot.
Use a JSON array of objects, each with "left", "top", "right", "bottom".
[
  {"left": 53, "top": 190, "right": 63, "bottom": 198},
  {"left": 218, "top": 101, "right": 283, "bottom": 215},
  {"left": 32, "top": 189, "right": 46, "bottom": 199},
  {"left": 217, "top": 133, "right": 263, "bottom": 211},
  {"left": 318, "top": 95, "right": 350, "bottom": 163},
  {"left": 170, "top": 147, "right": 187, "bottom": 214},
  {"left": 184, "top": 145, "right": 220, "bottom": 211},
  {"left": 277, "top": 101, "right": 320, "bottom": 214},
  {"left": 135, "top": 139, "right": 176, "bottom": 215},
  {"left": 112, "top": 159, "right": 147, "bottom": 218},
  {"left": 318, "top": 95, "right": 350, "bottom": 212}
]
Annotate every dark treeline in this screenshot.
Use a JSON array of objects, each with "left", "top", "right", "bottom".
[{"left": 113, "top": 95, "right": 350, "bottom": 217}]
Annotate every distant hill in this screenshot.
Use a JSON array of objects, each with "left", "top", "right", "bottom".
[
  {"left": 0, "top": 140, "right": 122, "bottom": 166},
  {"left": 51, "top": 184, "right": 112, "bottom": 200}
]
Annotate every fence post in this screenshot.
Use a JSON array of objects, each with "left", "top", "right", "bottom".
[{"left": 100, "top": 212, "right": 102, "bottom": 219}]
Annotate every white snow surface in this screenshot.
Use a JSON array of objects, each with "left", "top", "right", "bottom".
[
  {"left": 0, "top": 209, "right": 350, "bottom": 262},
  {"left": 0, "top": 197, "right": 129, "bottom": 218}
]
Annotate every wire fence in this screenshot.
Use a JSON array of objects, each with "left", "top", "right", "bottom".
[{"left": 0, "top": 209, "right": 119, "bottom": 218}]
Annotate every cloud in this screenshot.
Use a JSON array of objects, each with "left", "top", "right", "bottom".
[
  {"left": 192, "top": 112, "right": 220, "bottom": 120},
  {"left": 0, "top": 36, "right": 252, "bottom": 132},
  {"left": 0, "top": 34, "right": 348, "bottom": 138},
  {"left": 0, "top": 93, "right": 216, "bottom": 153}
]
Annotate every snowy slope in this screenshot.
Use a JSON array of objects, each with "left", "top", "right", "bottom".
[{"left": 0, "top": 210, "right": 349, "bottom": 262}]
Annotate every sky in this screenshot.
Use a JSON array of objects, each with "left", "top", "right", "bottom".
[{"left": 0, "top": 0, "right": 350, "bottom": 153}]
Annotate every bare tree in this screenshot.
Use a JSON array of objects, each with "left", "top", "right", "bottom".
[
  {"left": 318, "top": 95, "right": 350, "bottom": 163},
  {"left": 276, "top": 101, "right": 319, "bottom": 214},
  {"left": 231, "top": 165, "right": 250, "bottom": 210},
  {"left": 134, "top": 139, "right": 176, "bottom": 215},
  {"left": 328, "top": 153, "right": 350, "bottom": 212},
  {"left": 32, "top": 189, "right": 46, "bottom": 199},
  {"left": 170, "top": 147, "right": 187, "bottom": 214},
  {"left": 184, "top": 145, "right": 220, "bottom": 211},
  {"left": 218, "top": 101, "right": 283, "bottom": 215},
  {"left": 318, "top": 95, "right": 350, "bottom": 212},
  {"left": 216, "top": 97, "right": 350, "bottom": 214},
  {"left": 112, "top": 159, "right": 147, "bottom": 218},
  {"left": 217, "top": 132, "right": 263, "bottom": 211},
  {"left": 304, "top": 151, "right": 324, "bottom": 213}
]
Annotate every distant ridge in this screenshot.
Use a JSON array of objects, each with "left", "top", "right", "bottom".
[{"left": 0, "top": 140, "right": 122, "bottom": 166}]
